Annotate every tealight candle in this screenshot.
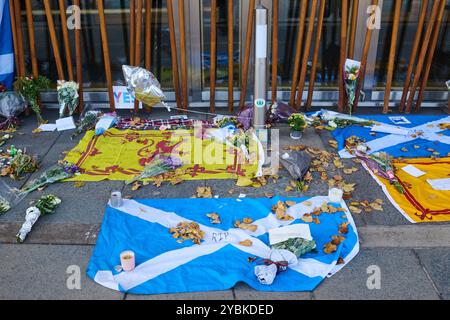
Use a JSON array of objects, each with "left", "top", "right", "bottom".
[
  {"left": 110, "top": 191, "right": 123, "bottom": 208},
  {"left": 120, "top": 251, "right": 135, "bottom": 272},
  {"left": 328, "top": 188, "right": 344, "bottom": 204}
]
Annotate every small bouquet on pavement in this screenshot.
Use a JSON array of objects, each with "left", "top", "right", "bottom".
[
  {"left": 319, "top": 109, "right": 376, "bottom": 129},
  {"left": 71, "top": 110, "right": 103, "bottom": 139},
  {"left": 13, "top": 75, "right": 51, "bottom": 125},
  {"left": 16, "top": 194, "right": 61, "bottom": 243},
  {"left": 0, "top": 91, "right": 26, "bottom": 131},
  {"left": 344, "top": 59, "right": 361, "bottom": 116},
  {"left": 57, "top": 81, "right": 79, "bottom": 118},
  {"left": 126, "top": 155, "right": 183, "bottom": 185},
  {"left": 19, "top": 161, "right": 80, "bottom": 196},
  {"left": 1, "top": 150, "right": 39, "bottom": 180}
]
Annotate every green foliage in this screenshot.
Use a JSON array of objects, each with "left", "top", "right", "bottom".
[
  {"left": 288, "top": 113, "right": 307, "bottom": 132},
  {"left": 13, "top": 76, "right": 51, "bottom": 124}
]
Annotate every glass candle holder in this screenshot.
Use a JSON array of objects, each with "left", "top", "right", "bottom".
[
  {"left": 328, "top": 188, "right": 344, "bottom": 204},
  {"left": 120, "top": 250, "right": 135, "bottom": 272}
]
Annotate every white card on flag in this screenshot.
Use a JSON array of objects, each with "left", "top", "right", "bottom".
[
  {"left": 389, "top": 116, "right": 411, "bottom": 125},
  {"left": 401, "top": 165, "right": 426, "bottom": 178},
  {"left": 38, "top": 123, "right": 57, "bottom": 132},
  {"left": 426, "top": 178, "right": 450, "bottom": 191},
  {"left": 269, "top": 224, "right": 312, "bottom": 245},
  {"left": 56, "top": 116, "right": 76, "bottom": 131}
]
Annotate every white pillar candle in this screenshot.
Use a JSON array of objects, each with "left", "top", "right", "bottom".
[
  {"left": 120, "top": 251, "right": 136, "bottom": 272},
  {"left": 328, "top": 188, "right": 344, "bottom": 204}
]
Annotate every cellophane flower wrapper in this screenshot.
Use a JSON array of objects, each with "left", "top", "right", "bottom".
[
  {"left": 344, "top": 59, "right": 361, "bottom": 115},
  {"left": 126, "top": 155, "right": 183, "bottom": 185},
  {"left": 57, "top": 81, "right": 79, "bottom": 118},
  {"left": 0, "top": 180, "right": 25, "bottom": 214},
  {"left": 122, "top": 65, "right": 166, "bottom": 108},
  {"left": 0, "top": 92, "right": 26, "bottom": 130}
]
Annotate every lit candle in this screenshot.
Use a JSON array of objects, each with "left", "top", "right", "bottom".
[
  {"left": 120, "top": 251, "right": 136, "bottom": 272},
  {"left": 328, "top": 188, "right": 344, "bottom": 204}
]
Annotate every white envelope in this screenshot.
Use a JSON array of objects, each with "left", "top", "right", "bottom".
[
  {"left": 269, "top": 224, "right": 312, "bottom": 246},
  {"left": 427, "top": 178, "right": 450, "bottom": 191},
  {"left": 38, "top": 123, "right": 57, "bottom": 132},
  {"left": 401, "top": 165, "right": 426, "bottom": 178}
]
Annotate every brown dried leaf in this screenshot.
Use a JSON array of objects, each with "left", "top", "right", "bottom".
[{"left": 239, "top": 240, "right": 253, "bottom": 247}]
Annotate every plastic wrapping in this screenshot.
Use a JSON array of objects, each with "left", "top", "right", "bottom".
[
  {"left": 0, "top": 180, "right": 25, "bottom": 214},
  {"left": 122, "top": 65, "right": 166, "bottom": 108},
  {"left": 268, "top": 101, "right": 297, "bottom": 123},
  {"left": 0, "top": 92, "right": 26, "bottom": 118},
  {"left": 280, "top": 150, "right": 312, "bottom": 181}
]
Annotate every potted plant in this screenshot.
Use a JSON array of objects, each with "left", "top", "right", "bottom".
[{"left": 288, "top": 113, "right": 307, "bottom": 140}]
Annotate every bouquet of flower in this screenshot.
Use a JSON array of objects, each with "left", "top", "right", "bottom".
[
  {"left": 288, "top": 113, "right": 308, "bottom": 132},
  {"left": 57, "top": 81, "right": 79, "bottom": 118},
  {"left": 344, "top": 59, "right": 361, "bottom": 116},
  {"left": 16, "top": 194, "right": 61, "bottom": 243},
  {"left": 71, "top": 110, "right": 103, "bottom": 139},
  {"left": 14, "top": 75, "right": 51, "bottom": 125},
  {"left": 272, "top": 237, "right": 317, "bottom": 257},
  {"left": 1, "top": 151, "right": 39, "bottom": 180},
  {"left": 126, "top": 155, "right": 183, "bottom": 185},
  {"left": 0, "top": 92, "right": 26, "bottom": 131},
  {"left": 19, "top": 161, "right": 79, "bottom": 196},
  {"left": 320, "top": 109, "right": 376, "bottom": 129},
  {"left": 0, "top": 196, "right": 11, "bottom": 214}
]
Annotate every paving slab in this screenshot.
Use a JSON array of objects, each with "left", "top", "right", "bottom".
[
  {"left": 233, "top": 283, "right": 311, "bottom": 300},
  {"left": 314, "top": 248, "right": 441, "bottom": 300},
  {"left": 0, "top": 244, "right": 124, "bottom": 300},
  {"left": 414, "top": 248, "right": 450, "bottom": 300}
]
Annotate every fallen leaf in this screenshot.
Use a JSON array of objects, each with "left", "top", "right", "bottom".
[
  {"left": 131, "top": 182, "right": 142, "bottom": 191},
  {"left": 239, "top": 240, "right": 253, "bottom": 247},
  {"left": 236, "top": 176, "right": 254, "bottom": 187},
  {"left": 349, "top": 206, "right": 362, "bottom": 214},
  {"left": 285, "top": 201, "right": 297, "bottom": 207},
  {"left": 74, "top": 181, "right": 85, "bottom": 188},
  {"left": 324, "top": 242, "right": 337, "bottom": 254},
  {"left": 302, "top": 214, "right": 313, "bottom": 223}
]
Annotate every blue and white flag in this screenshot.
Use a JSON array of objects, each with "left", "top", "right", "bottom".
[
  {"left": 0, "top": 0, "right": 14, "bottom": 89},
  {"left": 332, "top": 115, "right": 450, "bottom": 159},
  {"left": 88, "top": 196, "right": 359, "bottom": 294}
]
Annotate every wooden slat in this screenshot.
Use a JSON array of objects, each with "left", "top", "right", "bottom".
[
  {"left": 239, "top": 0, "right": 255, "bottom": 110},
  {"left": 306, "top": 0, "right": 326, "bottom": 111},
  {"left": 338, "top": 0, "right": 348, "bottom": 112},
  {"left": 415, "top": 0, "right": 446, "bottom": 111},
  {"left": 296, "top": 0, "right": 318, "bottom": 110},
  {"left": 14, "top": 0, "right": 26, "bottom": 76},
  {"left": 405, "top": 0, "right": 440, "bottom": 113},
  {"left": 227, "top": 0, "right": 234, "bottom": 112},
  {"left": 129, "top": 0, "right": 136, "bottom": 66},
  {"left": 399, "top": 0, "right": 428, "bottom": 112},
  {"left": 353, "top": 0, "right": 379, "bottom": 113},
  {"left": 97, "top": 0, "right": 115, "bottom": 111},
  {"left": 43, "top": 0, "right": 65, "bottom": 80},
  {"left": 178, "top": 0, "right": 188, "bottom": 111},
  {"left": 210, "top": 0, "right": 217, "bottom": 113},
  {"left": 25, "top": 0, "right": 38, "bottom": 77},
  {"left": 348, "top": 0, "right": 359, "bottom": 59},
  {"left": 58, "top": 0, "right": 74, "bottom": 80},
  {"left": 166, "top": 0, "right": 182, "bottom": 109},
  {"left": 145, "top": 0, "right": 152, "bottom": 70},
  {"left": 271, "top": 0, "right": 279, "bottom": 104},
  {"left": 289, "top": 0, "right": 307, "bottom": 107},
  {"left": 134, "top": 0, "right": 143, "bottom": 113},
  {"left": 9, "top": 0, "right": 20, "bottom": 76},
  {"left": 74, "top": 0, "right": 83, "bottom": 113},
  {"left": 383, "top": 0, "right": 402, "bottom": 114}
]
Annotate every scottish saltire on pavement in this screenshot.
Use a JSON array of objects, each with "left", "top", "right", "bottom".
[
  {"left": 64, "top": 129, "right": 262, "bottom": 181},
  {"left": 87, "top": 196, "right": 359, "bottom": 294},
  {"left": 332, "top": 115, "right": 450, "bottom": 159},
  {"left": 0, "top": 0, "right": 14, "bottom": 89},
  {"left": 363, "top": 157, "right": 450, "bottom": 223}
]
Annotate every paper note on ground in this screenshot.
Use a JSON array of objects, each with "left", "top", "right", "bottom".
[
  {"left": 402, "top": 165, "right": 426, "bottom": 178},
  {"left": 38, "top": 123, "right": 57, "bottom": 132},
  {"left": 269, "top": 224, "right": 312, "bottom": 245},
  {"left": 427, "top": 178, "right": 450, "bottom": 191},
  {"left": 56, "top": 117, "right": 76, "bottom": 131}
]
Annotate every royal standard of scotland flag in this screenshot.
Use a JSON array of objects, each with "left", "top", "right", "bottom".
[
  {"left": 0, "top": 0, "right": 14, "bottom": 89},
  {"left": 87, "top": 196, "right": 359, "bottom": 294},
  {"left": 332, "top": 115, "right": 450, "bottom": 159}
]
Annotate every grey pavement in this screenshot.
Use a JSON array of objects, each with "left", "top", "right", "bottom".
[{"left": 0, "top": 107, "right": 449, "bottom": 300}]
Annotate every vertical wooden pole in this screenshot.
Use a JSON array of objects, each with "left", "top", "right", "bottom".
[
  {"left": 134, "top": 0, "right": 143, "bottom": 113},
  {"left": 227, "top": 0, "right": 234, "bottom": 112},
  {"left": 382, "top": 0, "right": 402, "bottom": 114},
  {"left": 399, "top": 0, "right": 428, "bottom": 112},
  {"left": 289, "top": 0, "right": 307, "bottom": 107},
  {"left": 348, "top": 0, "right": 359, "bottom": 59},
  {"left": 167, "top": 0, "right": 182, "bottom": 109},
  {"left": 271, "top": 0, "right": 279, "bottom": 104},
  {"left": 43, "top": 0, "right": 65, "bottom": 80},
  {"left": 415, "top": 0, "right": 446, "bottom": 112},
  {"left": 338, "top": 0, "right": 348, "bottom": 112},
  {"left": 14, "top": 0, "right": 26, "bottom": 76},
  {"left": 97, "top": 0, "right": 115, "bottom": 111},
  {"left": 58, "top": 0, "right": 74, "bottom": 80},
  {"left": 239, "top": 0, "right": 255, "bottom": 110},
  {"left": 353, "top": 0, "right": 379, "bottom": 113},
  {"left": 210, "top": 0, "right": 217, "bottom": 113},
  {"left": 306, "top": 0, "right": 326, "bottom": 111},
  {"left": 74, "top": 0, "right": 83, "bottom": 113},
  {"left": 145, "top": 0, "right": 152, "bottom": 70},
  {"left": 130, "top": 0, "right": 136, "bottom": 66},
  {"left": 25, "top": 0, "right": 38, "bottom": 77},
  {"left": 296, "top": 0, "right": 318, "bottom": 110},
  {"left": 9, "top": 0, "right": 20, "bottom": 76},
  {"left": 178, "top": 0, "right": 188, "bottom": 111},
  {"left": 405, "top": 0, "right": 440, "bottom": 113}
]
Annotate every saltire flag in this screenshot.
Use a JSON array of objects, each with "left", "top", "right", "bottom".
[
  {"left": 332, "top": 115, "right": 450, "bottom": 159},
  {"left": 88, "top": 196, "right": 359, "bottom": 294},
  {"left": 0, "top": 0, "right": 14, "bottom": 89}
]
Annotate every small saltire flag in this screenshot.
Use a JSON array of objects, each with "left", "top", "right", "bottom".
[
  {"left": 0, "top": 0, "right": 15, "bottom": 89},
  {"left": 87, "top": 196, "right": 359, "bottom": 294}
]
